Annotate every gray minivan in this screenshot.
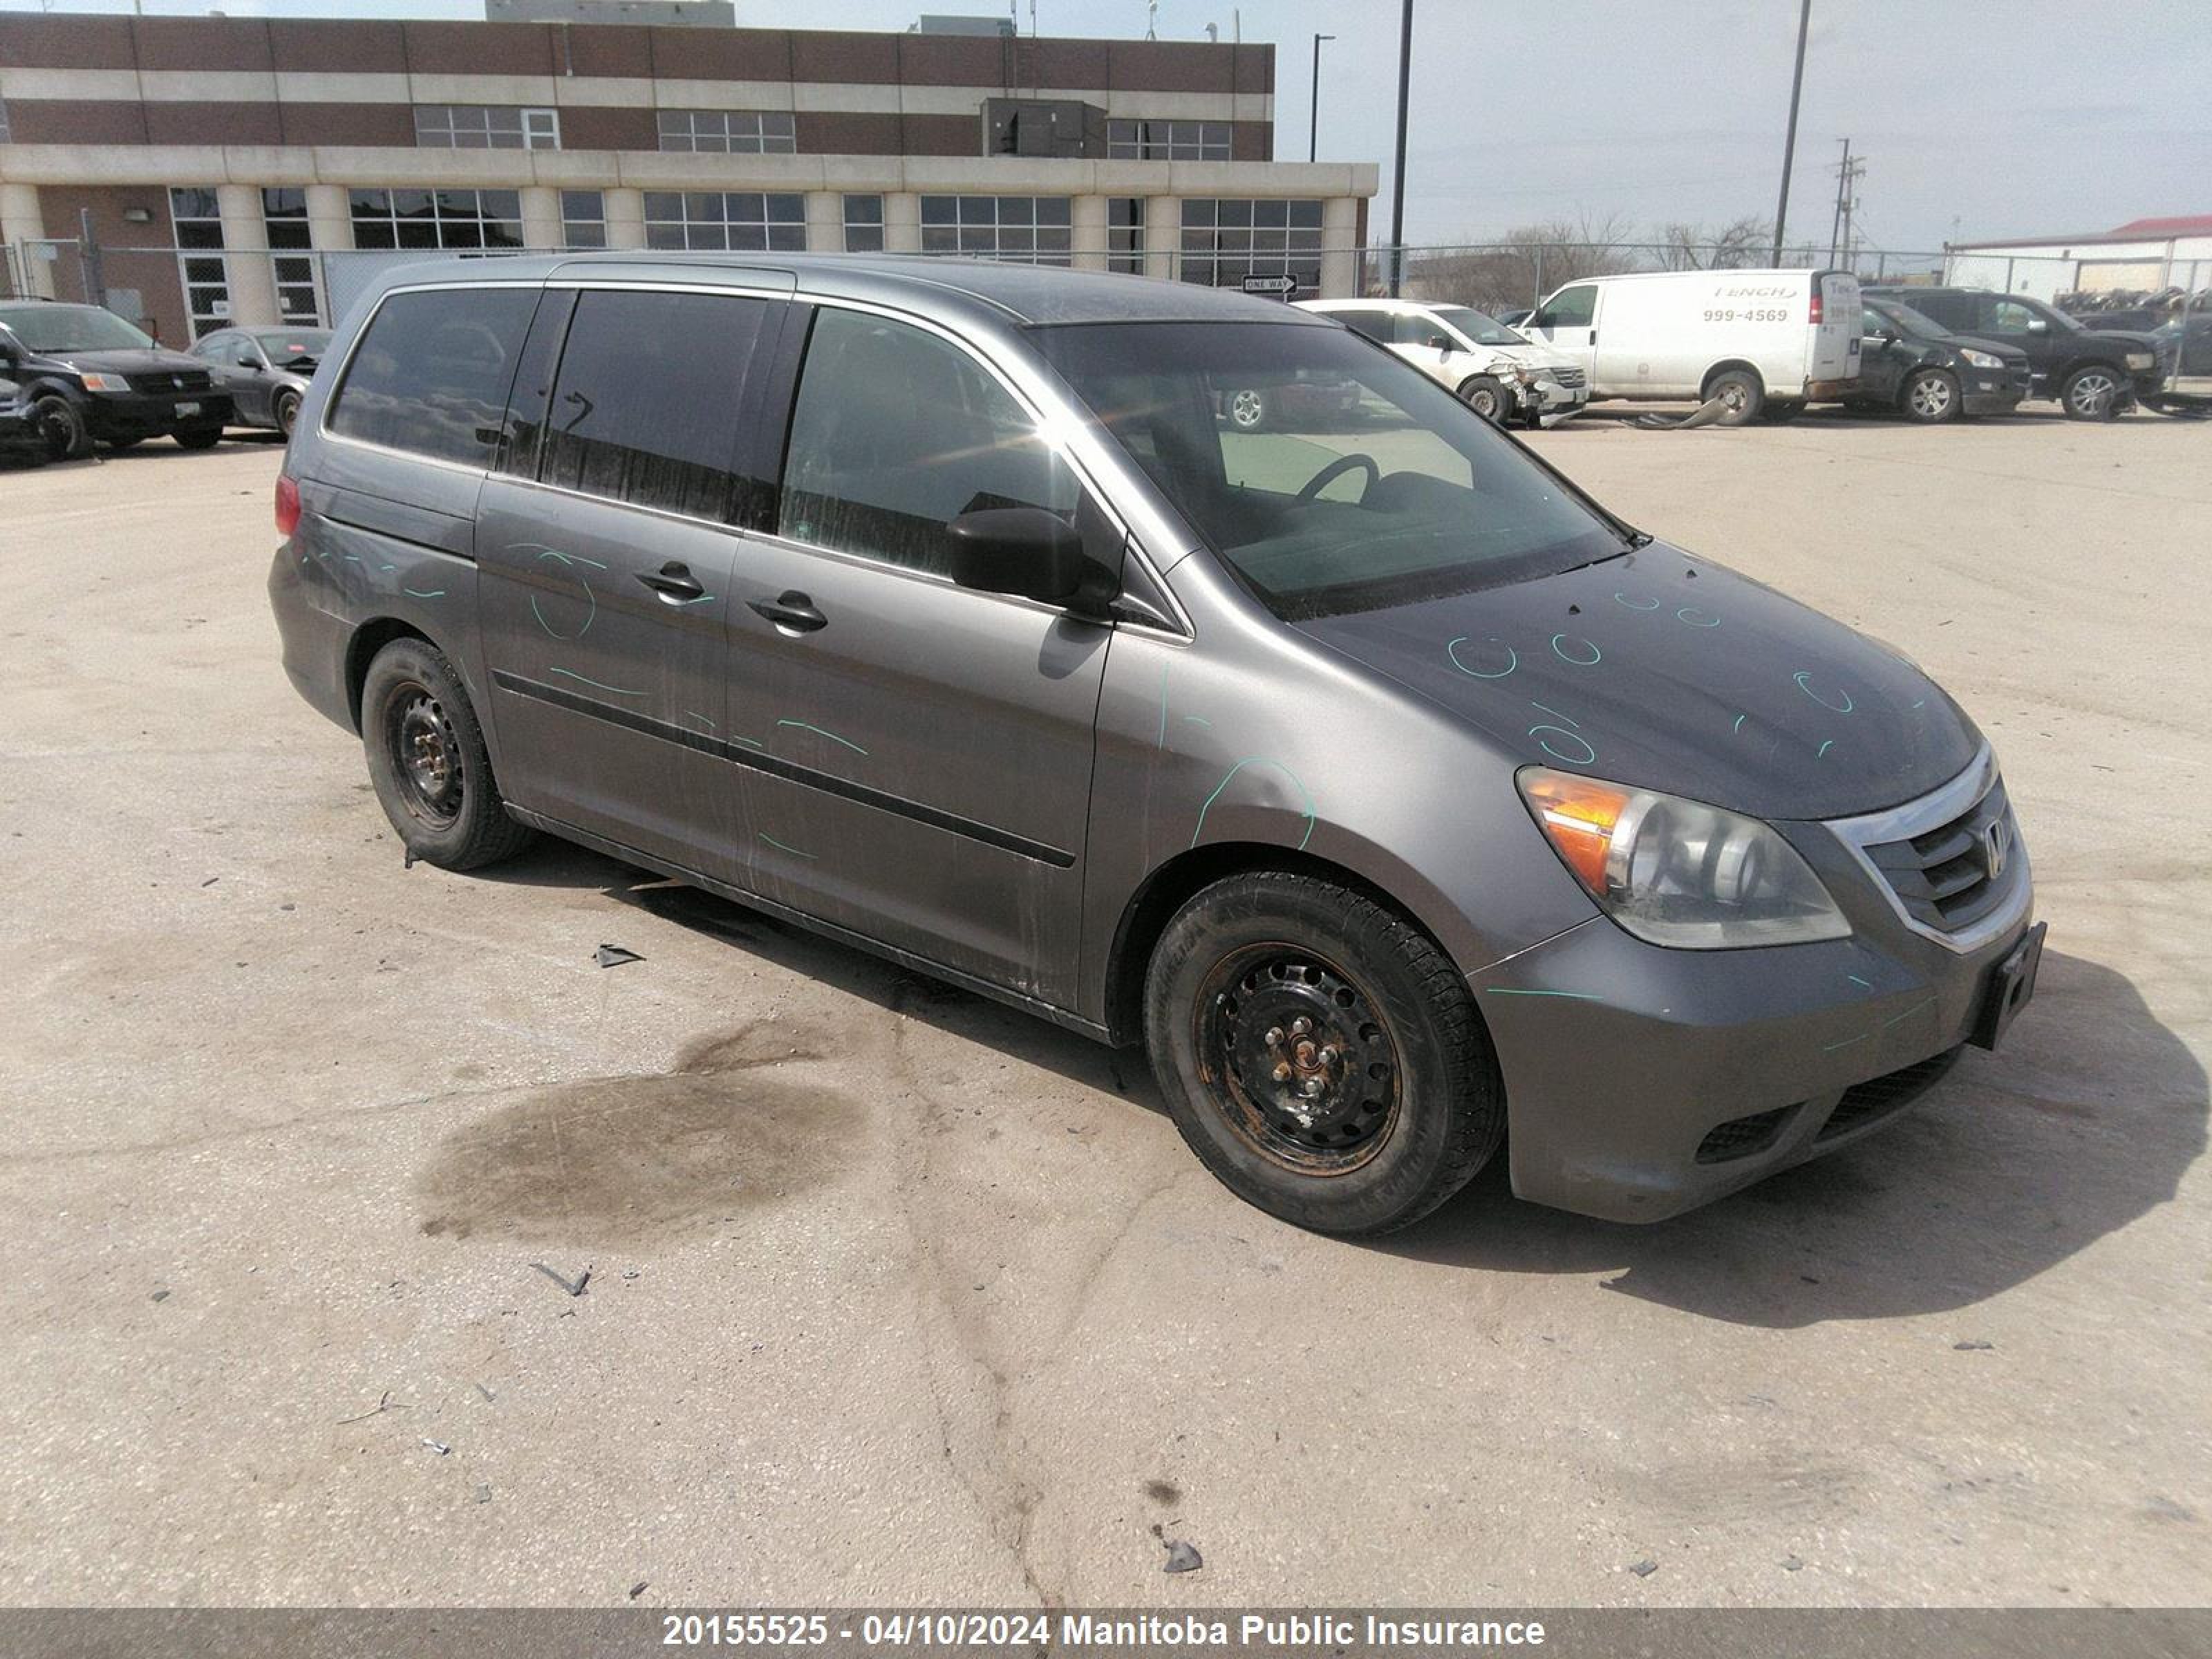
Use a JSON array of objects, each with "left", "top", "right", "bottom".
[{"left": 270, "top": 254, "right": 2043, "bottom": 1235}]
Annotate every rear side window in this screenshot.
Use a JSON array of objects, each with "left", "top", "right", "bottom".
[
  {"left": 1334, "top": 309, "right": 1391, "bottom": 343},
  {"left": 327, "top": 287, "right": 535, "bottom": 467},
  {"left": 776, "top": 306, "right": 1077, "bottom": 577},
  {"left": 540, "top": 288, "right": 771, "bottom": 521}
]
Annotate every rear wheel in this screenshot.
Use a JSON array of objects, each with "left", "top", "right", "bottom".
[
  {"left": 1902, "top": 368, "right": 1962, "bottom": 423},
  {"left": 1703, "top": 368, "right": 1764, "bottom": 426},
  {"left": 33, "top": 394, "right": 92, "bottom": 461},
  {"left": 1456, "top": 374, "right": 1512, "bottom": 424},
  {"left": 360, "top": 638, "right": 536, "bottom": 871},
  {"left": 172, "top": 423, "right": 223, "bottom": 450},
  {"left": 2061, "top": 364, "right": 2121, "bottom": 421},
  {"left": 1225, "top": 387, "right": 1271, "bottom": 431},
  {"left": 1143, "top": 872, "right": 1504, "bottom": 1236}
]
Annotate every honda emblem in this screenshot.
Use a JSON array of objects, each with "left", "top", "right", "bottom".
[{"left": 1982, "top": 818, "right": 2011, "bottom": 879}]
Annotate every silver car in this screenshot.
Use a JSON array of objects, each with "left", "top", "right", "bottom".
[
  {"left": 190, "top": 326, "right": 330, "bottom": 437},
  {"left": 268, "top": 254, "right": 2042, "bottom": 1236}
]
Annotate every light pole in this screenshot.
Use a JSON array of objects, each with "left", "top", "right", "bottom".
[
  {"left": 1770, "top": 0, "right": 1812, "bottom": 266},
  {"left": 1387, "top": 0, "right": 1412, "bottom": 295},
  {"left": 1309, "top": 33, "right": 1334, "bottom": 164}
]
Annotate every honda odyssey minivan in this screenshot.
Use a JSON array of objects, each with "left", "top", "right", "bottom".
[{"left": 270, "top": 254, "right": 2043, "bottom": 1235}]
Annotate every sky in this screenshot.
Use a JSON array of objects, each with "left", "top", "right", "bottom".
[{"left": 19, "top": 0, "right": 2212, "bottom": 252}]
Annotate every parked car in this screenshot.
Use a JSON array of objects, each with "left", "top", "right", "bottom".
[
  {"left": 271, "top": 254, "right": 2041, "bottom": 1235},
  {"left": 1853, "top": 297, "right": 2030, "bottom": 422},
  {"left": 1299, "top": 297, "right": 1588, "bottom": 425},
  {"left": 1519, "top": 267, "right": 1862, "bottom": 425},
  {"left": 0, "top": 375, "right": 52, "bottom": 467},
  {"left": 1864, "top": 286, "right": 2162, "bottom": 419},
  {"left": 190, "top": 326, "right": 330, "bottom": 438},
  {"left": 0, "top": 300, "right": 233, "bottom": 458}
]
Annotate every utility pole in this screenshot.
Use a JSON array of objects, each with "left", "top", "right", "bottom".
[
  {"left": 1828, "top": 138, "right": 1851, "bottom": 264},
  {"left": 1386, "top": 0, "right": 1413, "bottom": 295},
  {"left": 1770, "top": 0, "right": 1812, "bottom": 267},
  {"left": 1829, "top": 144, "right": 1866, "bottom": 270},
  {"left": 1309, "top": 33, "right": 1334, "bottom": 164}
]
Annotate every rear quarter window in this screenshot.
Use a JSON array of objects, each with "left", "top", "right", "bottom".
[{"left": 326, "top": 286, "right": 537, "bottom": 467}]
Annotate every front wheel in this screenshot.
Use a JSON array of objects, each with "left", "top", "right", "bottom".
[
  {"left": 360, "top": 638, "right": 536, "bottom": 871},
  {"left": 33, "top": 394, "right": 93, "bottom": 461},
  {"left": 1225, "top": 387, "right": 1271, "bottom": 431},
  {"left": 1143, "top": 872, "right": 1504, "bottom": 1235},
  {"left": 1902, "top": 368, "right": 1961, "bottom": 423},
  {"left": 1456, "top": 374, "right": 1513, "bottom": 424},
  {"left": 172, "top": 423, "right": 224, "bottom": 450},
  {"left": 273, "top": 388, "right": 301, "bottom": 438},
  {"left": 2061, "top": 364, "right": 2122, "bottom": 421}
]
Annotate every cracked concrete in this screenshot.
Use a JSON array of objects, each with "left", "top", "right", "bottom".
[{"left": 1, "top": 413, "right": 2209, "bottom": 1608}]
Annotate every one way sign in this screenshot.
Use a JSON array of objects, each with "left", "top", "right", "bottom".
[{"left": 1239, "top": 273, "right": 1300, "bottom": 299}]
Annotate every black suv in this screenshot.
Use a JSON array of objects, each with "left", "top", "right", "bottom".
[
  {"left": 0, "top": 301, "right": 234, "bottom": 459},
  {"left": 1864, "top": 286, "right": 2161, "bottom": 419},
  {"left": 1854, "top": 297, "right": 2030, "bottom": 422}
]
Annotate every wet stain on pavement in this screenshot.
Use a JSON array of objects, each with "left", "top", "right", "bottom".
[{"left": 416, "top": 1022, "right": 859, "bottom": 1245}]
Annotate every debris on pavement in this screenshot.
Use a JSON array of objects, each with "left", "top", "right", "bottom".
[
  {"left": 594, "top": 944, "right": 643, "bottom": 968},
  {"left": 474, "top": 1484, "right": 493, "bottom": 1504},
  {"left": 1629, "top": 395, "right": 1731, "bottom": 430},
  {"left": 335, "top": 1390, "right": 405, "bottom": 1425},
  {"left": 1629, "top": 1558, "right": 1658, "bottom": 1577},
  {"left": 149, "top": 1288, "right": 170, "bottom": 1302},
  {"left": 422, "top": 1438, "right": 451, "bottom": 1456},
  {"left": 1783, "top": 1555, "right": 1806, "bottom": 1571},
  {"left": 1162, "top": 1540, "right": 1202, "bottom": 1574},
  {"left": 629, "top": 1582, "right": 649, "bottom": 1600},
  {"left": 531, "top": 1262, "right": 591, "bottom": 1297},
  {"left": 1953, "top": 1340, "right": 1996, "bottom": 1351},
  {"left": 474, "top": 1382, "right": 496, "bottom": 1403}
]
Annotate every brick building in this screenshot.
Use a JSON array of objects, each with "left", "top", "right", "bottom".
[{"left": 0, "top": 9, "right": 1376, "bottom": 344}]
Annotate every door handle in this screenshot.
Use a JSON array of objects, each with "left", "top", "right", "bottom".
[
  {"left": 748, "top": 590, "right": 828, "bottom": 633},
  {"left": 636, "top": 562, "right": 706, "bottom": 602}
]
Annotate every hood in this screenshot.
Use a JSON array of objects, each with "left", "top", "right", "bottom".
[
  {"left": 1488, "top": 339, "right": 1575, "bottom": 371},
  {"left": 2077, "top": 326, "right": 2162, "bottom": 352},
  {"left": 1948, "top": 333, "right": 2029, "bottom": 364},
  {"left": 49, "top": 347, "right": 208, "bottom": 376},
  {"left": 1292, "top": 541, "right": 1982, "bottom": 821}
]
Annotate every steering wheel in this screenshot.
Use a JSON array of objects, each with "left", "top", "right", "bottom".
[{"left": 1296, "top": 452, "right": 1380, "bottom": 503}]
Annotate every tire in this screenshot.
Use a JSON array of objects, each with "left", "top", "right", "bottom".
[
  {"left": 360, "top": 637, "right": 536, "bottom": 872},
  {"left": 2060, "top": 364, "right": 2122, "bottom": 421},
  {"left": 273, "top": 389, "right": 301, "bottom": 438},
  {"left": 1703, "top": 368, "right": 1764, "bottom": 426},
  {"left": 1758, "top": 399, "right": 1804, "bottom": 423},
  {"left": 1456, "top": 374, "right": 1512, "bottom": 424},
  {"left": 1901, "top": 368, "right": 1962, "bottom": 424},
  {"left": 1143, "top": 871, "right": 1505, "bottom": 1236},
  {"left": 1225, "top": 388, "right": 1270, "bottom": 431},
  {"left": 172, "top": 423, "right": 224, "bottom": 450},
  {"left": 32, "top": 393, "right": 92, "bottom": 461}
]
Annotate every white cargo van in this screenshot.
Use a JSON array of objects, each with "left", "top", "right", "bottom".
[{"left": 1519, "top": 268, "right": 1862, "bottom": 424}]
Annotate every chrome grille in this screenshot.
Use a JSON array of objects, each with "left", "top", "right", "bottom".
[
  {"left": 1548, "top": 366, "right": 1586, "bottom": 388},
  {"left": 1828, "top": 747, "right": 2030, "bottom": 954}
]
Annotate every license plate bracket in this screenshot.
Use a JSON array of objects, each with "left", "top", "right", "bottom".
[{"left": 1969, "top": 921, "right": 2045, "bottom": 1051}]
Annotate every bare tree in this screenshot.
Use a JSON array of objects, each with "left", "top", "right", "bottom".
[
  {"left": 1654, "top": 215, "right": 1775, "bottom": 270},
  {"left": 1401, "top": 212, "right": 1635, "bottom": 310}
]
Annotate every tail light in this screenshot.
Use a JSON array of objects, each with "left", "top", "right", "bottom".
[
  {"left": 1809, "top": 289, "right": 1824, "bottom": 326},
  {"left": 274, "top": 472, "right": 301, "bottom": 538}
]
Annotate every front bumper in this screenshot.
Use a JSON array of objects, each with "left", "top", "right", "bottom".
[
  {"left": 83, "top": 389, "right": 233, "bottom": 436},
  {"left": 1962, "top": 371, "right": 2028, "bottom": 414},
  {"left": 1475, "top": 758, "right": 2035, "bottom": 1222}
]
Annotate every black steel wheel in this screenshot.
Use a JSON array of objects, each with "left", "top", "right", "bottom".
[
  {"left": 1145, "top": 871, "right": 1504, "bottom": 1235},
  {"left": 360, "top": 637, "right": 536, "bottom": 870},
  {"left": 33, "top": 394, "right": 92, "bottom": 461}
]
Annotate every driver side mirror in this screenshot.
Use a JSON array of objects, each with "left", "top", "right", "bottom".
[
  {"left": 2025, "top": 318, "right": 2049, "bottom": 334},
  {"left": 1426, "top": 334, "right": 1455, "bottom": 353},
  {"left": 945, "top": 507, "right": 1116, "bottom": 617}
]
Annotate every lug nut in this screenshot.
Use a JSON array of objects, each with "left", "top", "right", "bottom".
[
  {"left": 1264, "top": 1026, "right": 1284, "bottom": 1047},
  {"left": 1272, "top": 1062, "right": 1292, "bottom": 1082},
  {"left": 1291, "top": 1016, "right": 1312, "bottom": 1036},
  {"left": 1318, "top": 1046, "right": 1338, "bottom": 1066},
  {"left": 1302, "top": 1078, "right": 1324, "bottom": 1098}
]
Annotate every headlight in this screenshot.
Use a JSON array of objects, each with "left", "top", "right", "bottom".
[
  {"left": 1518, "top": 767, "right": 1850, "bottom": 949},
  {"left": 1958, "top": 348, "right": 2004, "bottom": 370},
  {"left": 2125, "top": 352, "right": 2156, "bottom": 370},
  {"left": 79, "top": 373, "right": 131, "bottom": 392}
]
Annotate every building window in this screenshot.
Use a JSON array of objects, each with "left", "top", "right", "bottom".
[
  {"left": 261, "top": 187, "right": 321, "bottom": 324},
  {"left": 1107, "top": 198, "right": 1144, "bottom": 275},
  {"left": 641, "top": 191, "right": 806, "bottom": 252},
  {"left": 1179, "top": 198, "right": 1324, "bottom": 290},
  {"left": 0, "top": 95, "right": 12, "bottom": 144},
  {"left": 843, "top": 195, "right": 884, "bottom": 254},
  {"left": 561, "top": 190, "right": 607, "bottom": 249},
  {"left": 349, "top": 188, "right": 525, "bottom": 251},
  {"left": 918, "top": 196, "right": 1071, "bottom": 265},
  {"left": 413, "top": 105, "right": 559, "bottom": 150},
  {"left": 656, "top": 110, "right": 796, "bottom": 154},
  {"left": 1107, "top": 119, "right": 1230, "bottom": 160},
  {"left": 169, "top": 187, "right": 229, "bottom": 337}
]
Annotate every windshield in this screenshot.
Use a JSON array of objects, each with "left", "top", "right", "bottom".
[
  {"left": 255, "top": 330, "right": 330, "bottom": 364},
  {"left": 1034, "top": 321, "right": 1627, "bottom": 619},
  {"left": 0, "top": 304, "right": 155, "bottom": 354},
  {"left": 1432, "top": 306, "right": 1526, "bottom": 347}
]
